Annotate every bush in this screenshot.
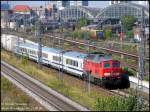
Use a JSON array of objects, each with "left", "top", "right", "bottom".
[
  {"left": 144, "top": 75, "right": 149, "bottom": 81},
  {"left": 95, "top": 94, "right": 140, "bottom": 111},
  {"left": 126, "top": 30, "right": 134, "bottom": 39},
  {"left": 122, "top": 67, "right": 134, "bottom": 76},
  {"left": 21, "top": 55, "right": 28, "bottom": 65},
  {"left": 103, "top": 27, "right": 112, "bottom": 40}
]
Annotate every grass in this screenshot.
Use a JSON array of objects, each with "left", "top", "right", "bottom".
[
  {"left": 1, "top": 49, "right": 149, "bottom": 111},
  {"left": 1, "top": 76, "right": 45, "bottom": 111},
  {"left": 144, "top": 75, "right": 149, "bottom": 81}
]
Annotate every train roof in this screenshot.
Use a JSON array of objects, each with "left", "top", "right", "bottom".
[
  {"left": 63, "top": 51, "right": 87, "bottom": 59},
  {"left": 86, "top": 54, "right": 112, "bottom": 62},
  {"left": 18, "top": 43, "right": 62, "bottom": 54}
]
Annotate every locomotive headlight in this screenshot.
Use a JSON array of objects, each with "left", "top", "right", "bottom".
[
  {"left": 115, "top": 73, "right": 120, "bottom": 76},
  {"left": 104, "top": 73, "right": 110, "bottom": 76}
]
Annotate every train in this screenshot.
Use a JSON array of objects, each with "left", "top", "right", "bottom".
[{"left": 1, "top": 34, "right": 130, "bottom": 89}]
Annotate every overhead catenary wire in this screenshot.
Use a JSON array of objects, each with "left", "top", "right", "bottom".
[
  {"left": 35, "top": 8, "right": 43, "bottom": 69},
  {"left": 137, "top": 7, "right": 145, "bottom": 110}
]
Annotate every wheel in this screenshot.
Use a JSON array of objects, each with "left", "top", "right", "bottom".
[
  {"left": 94, "top": 78, "right": 98, "bottom": 85},
  {"left": 119, "top": 74, "right": 130, "bottom": 89},
  {"left": 82, "top": 73, "right": 87, "bottom": 81}
]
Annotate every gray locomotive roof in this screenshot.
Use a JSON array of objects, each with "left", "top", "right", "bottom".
[{"left": 86, "top": 54, "right": 112, "bottom": 63}]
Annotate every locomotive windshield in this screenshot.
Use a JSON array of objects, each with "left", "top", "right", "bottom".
[
  {"left": 104, "top": 63, "right": 110, "bottom": 68},
  {"left": 112, "top": 62, "right": 120, "bottom": 67},
  {"left": 103, "top": 61, "right": 120, "bottom": 68}
]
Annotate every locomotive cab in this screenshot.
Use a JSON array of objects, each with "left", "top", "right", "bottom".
[
  {"left": 83, "top": 52, "right": 129, "bottom": 89},
  {"left": 102, "top": 60, "right": 122, "bottom": 79},
  {"left": 83, "top": 53, "right": 122, "bottom": 79}
]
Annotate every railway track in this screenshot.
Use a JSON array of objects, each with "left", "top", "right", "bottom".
[
  {"left": 1, "top": 54, "right": 149, "bottom": 109},
  {"left": 2, "top": 58, "right": 149, "bottom": 105},
  {"left": 0, "top": 59, "right": 132, "bottom": 101},
  {"left": 1, "top": 61, "right": 89, "bottom": 111},
  {"left": 2, "top": 30, "right": 149, "bottom": 61},
  {"left": 1, "top": 31, "right": 149, "bottom": 91},
  {"left": 46, "top": 35, "right": 149, "bottom": 61}
]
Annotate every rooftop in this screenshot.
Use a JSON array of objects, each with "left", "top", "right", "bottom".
[{"left": 13, "top": 5, "right": 31, "bottom": 12}]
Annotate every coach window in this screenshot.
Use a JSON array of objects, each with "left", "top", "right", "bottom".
[
  {"left": 75, "top": 61, "right": 78, "bottom": 67},
  {"left": 33, "top": 50, "right": 35, "bottom": 55},
  {"left": 28, "top": 49, "right": 30, "bottom": 54},
  {"left": 68, "top": 59, "right": 70, "bottom": 65},
  {"left": 73, "top": 61, "right": 75, "bottom": 66},
  {"left": 34, "top": 51, "right": 36, "bottom": 55},
  {"left": 57, "top": 57, "right": 61, "bottom": 62},
  {"left": 71, "top": 60, "right": 73, "bottom": 65},
  {"left": 69, "top": 60, "right": 71, "bottom": 65},
  {"left": 30, "top": 50, "right": 32, "bottom": 54},
  {"left": 66, "top": 59, "right": 70, "bottom": 64},
  {"left": 42, "top": 53, "right": 48, "bottom": 58},
  {"left": 22, "top": 48, "right": 24, "bottom": 52},
  {"left": 53, "top": 56, "right": 61, "bottom": 62},
  {"left": 25, "top": 48, "right": 27, "bottom": 53},
  {"left": 66, "top": 59, "right": 68, "bottom": 64},
  {"left": 21, "top": 48, "right": 23, "bottom": 52}
]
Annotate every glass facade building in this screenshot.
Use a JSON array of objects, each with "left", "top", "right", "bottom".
[
  {"left": 59, "top": 6, "right": 101, "bottom": 21},
  {"left": 96, "top": 3, "right": 149, "bottom": 20},
  {"left": 58, "top": 2, "right": 149, "bottom": 23}
]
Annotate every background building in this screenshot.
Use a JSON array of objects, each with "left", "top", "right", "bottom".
[
  {"left": 109, "top": 1, "right": 130, "bottom": 5},
  {"left": 96, "top": 2, "right": 149, "bottom": 25},
  {"left": 109, "top": 1, "right": 149, "bottom": 6},
  {"left": 59, "top": 6, "right": 101, "bottom": 22},
  {"left": 138, "top": 1, "right": 149, "bottom": 6},
  {"left": 1, "top": 3, "right": 11, "bottom": 28},
  {"left": 13, "top": 5, "right": 31, "bottom": 14},
  {"left": 53, "top": 1, "right": 88, "bottom": 10}
]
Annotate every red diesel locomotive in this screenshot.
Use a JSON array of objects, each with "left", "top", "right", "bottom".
[{"left": 83, "top": 52, "right": 130, "bottom": 89}]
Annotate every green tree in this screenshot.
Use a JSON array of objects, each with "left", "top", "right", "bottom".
[
  {"left": 126, "top": 30, "right": 134, "bottom": 39},
  {"left": 76, "top": 17, "right": 88, "bottom": 29},
  {"left": 103, "top": 27, "right": 112, "bottom": 40},
  {"left": 121, "top": 15, "right": 136, "bottom": 32}
]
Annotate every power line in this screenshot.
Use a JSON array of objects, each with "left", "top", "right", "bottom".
[
  {"left": 137, "top": 7, "right": 145, "bottom": 110},
  {"left": 58, "top": 22, "right": 64, "bottom": 85},
  {"left": 35, "top": 19, "right": 42, "bottom": 69}
]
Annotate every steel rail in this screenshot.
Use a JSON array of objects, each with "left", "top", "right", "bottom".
[
  {"left": 45, "top": 34, "right": 149, "bottom": 61},
  {"left": 1, "top": 62, "right": 88, "bottom": 111},
  {"left": 1, "top": 60, "right": 128, "bottom": 102},
  {"left": 2, "top": 30, "right": 149, "bottom": 61},
  {"left": 1, "top": 65, "right": 66, "bottom": 111},
  {"left": 1, "top": 59, "right": 149, "bottom": 108},
  {"left": 1, "top": 71, "right": 60, "bottom": 111}
]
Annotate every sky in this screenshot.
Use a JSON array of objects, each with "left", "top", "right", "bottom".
[{"left": 2, "top": 1, "right": 109, "bottom": 8}]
